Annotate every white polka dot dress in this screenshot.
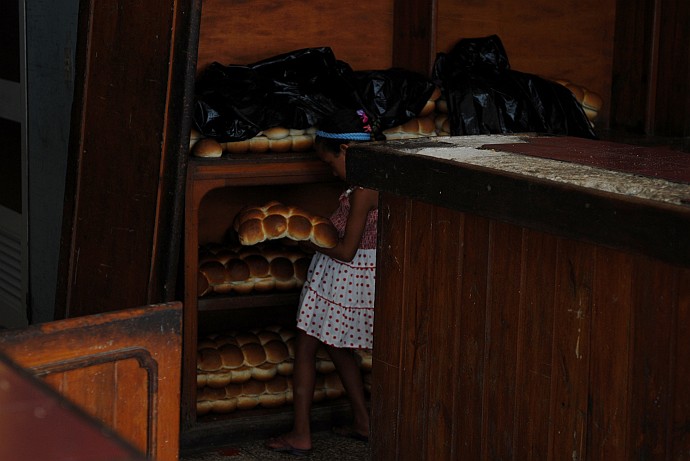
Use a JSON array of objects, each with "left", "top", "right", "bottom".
[{"left": 296, "top": 189, "right": 377, "bottom": 349}]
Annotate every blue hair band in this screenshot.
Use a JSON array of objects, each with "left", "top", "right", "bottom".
[{"left": 315, "top": 130, "right": 371, "bottom": 141}]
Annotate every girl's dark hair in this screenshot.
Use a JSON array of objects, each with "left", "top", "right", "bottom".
[{"left": 314, "top": 136, "right": 350, "bottom": 155}]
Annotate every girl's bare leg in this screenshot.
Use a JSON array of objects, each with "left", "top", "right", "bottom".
[
  {"left": 267, "top": 330, "right": 319, "bottom": 451},
  {"left": 327, "top": 345, "right": 370, "bottom": 437}
]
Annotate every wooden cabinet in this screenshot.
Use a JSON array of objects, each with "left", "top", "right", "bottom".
[
  {"left": 178, "top": 0, "right": 396, "bottom": 443},
  {"left": 347, "top": 135, "right": 690, "bottom": 460},
  {"left": 180, "top": 154, "right": 345, "bottom": 438},
  {"left": 0, "top": 302, "right": 182, "bottom": 460}
]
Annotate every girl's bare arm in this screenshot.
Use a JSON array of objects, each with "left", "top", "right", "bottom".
[{"left": 304, "top": 187, "right": 378, "bottom": 262}]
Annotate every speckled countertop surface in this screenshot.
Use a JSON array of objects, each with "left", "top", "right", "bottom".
[{"left": 365, "top": 134, "right": 690, "bottom": 207}]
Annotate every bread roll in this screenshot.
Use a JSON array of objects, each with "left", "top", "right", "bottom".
[
  {"left": 264, "top": 340, "right": 290, "bottom": 364},
  {"left": 223, "top": 139, "right": 250, "bottom": 154},
  {"left": 553, "top": 78, "right": 603, "bottom": 122},
  {"left": 234, "top": 331, "right": 260, "bottom": 347},
  {"left": 269, "top": 257, "right": 294, "bottom": 281},
  {"left": 265, "top": 375, "right": 289, "bottom": 395},
  {"left": 261, "top": 126, "right": 290, "bottom": 140},
  {"left": 293, "top": 257, "right": 311, "bottom": 284},
  {"left": 241, "top": 342, "right": 267, "bottom": 367},
  {"left": 198, "top": 348, "right": 222, "bottom": 372},
  {"left": 252, "top": 363, "right": 278, "bottom": 381},
  {"left": 249, "top": 136, "right": 270, "bottom": 153},
  {"left": 189, "top": 128, "right": 202, "bottom": 151},
  {"left": 417, "top": 116, "right": 437, "bottom": 136},
  {"left": 277, "top": 360, "right": 294, "bottom": 376},
  {"left": 291, "top": 134, "right": 313, "bottom": 152},
  {"left": 269, "top": 137, "right": 293, "bottom": 152},
  {"left": 197, "top": 271, "right": 211, "bottom": 297},
  {"left": 354, "top": 348, "right": 373, "bottom": 371},
  {"left": 259, "top": 391, "right": 286, "bottom": 408},
  {"left": 196, "top": 400, "right": 213, "bottom": 415},
  {"left": 196, "top": 326, "right": 370, "bottom": 414},
  {"left": 212, "top": 398, "right": 238, "bottom": 413},
  {"left": 193, "top": 138, "right": 223, "bottom": 158},
  {"left": 219, "top": 343, "right": 244, "bottom": 369},
  {"left": 436, "top": 98, "right": 448, "bottom": 114},
  {"left": 582, "top": 90, "right": 603, "bottom": 121},
  {"left": 237, "top": 380, "right": 266, "bottom": 410},
  {"left": 199, "top": 260, "right": 225, "bottom": 286},
  {"left": 234, "top": 201, "right": 338, "bottom": 248},
  {"left": 206, "top": 372, "right": 232, "bottom": 389}
]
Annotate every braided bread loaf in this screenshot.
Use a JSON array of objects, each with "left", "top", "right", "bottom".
[
  {"left": 196, "top": 326, "right": 372, "bottom": 414},
  {"left": 198, "top": 243, "right": 312, "bottom": 296},
  {"left": 233, "top": 201, "right": 338, "bottom": 248}
]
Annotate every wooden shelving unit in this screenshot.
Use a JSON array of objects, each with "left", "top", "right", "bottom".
[{"left": 181, "top": 153, "right": 345, "bottom": 435}]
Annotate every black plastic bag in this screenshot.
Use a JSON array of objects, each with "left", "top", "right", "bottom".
[
  {"left": 194, "top": 47, "right": 355, "bottom": 141},
  {"left": 347, "top": 68, "right": 438, "bottom": 131},
  {"left": 194, "top": 47, "right": 439, "bottom": 142},
  {"left": 432, "top": 35, "right": 597, "bottom": 139}
]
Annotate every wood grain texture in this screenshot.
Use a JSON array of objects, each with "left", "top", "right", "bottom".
[
  {"left": 436, "top": 0, "right": 616, "bottom": 126},
  {"left": 196, "top": 0, "right": 394, "bottom": 72},
  {"left": 57, "top": 0, "right": 195, "bottom": 318},
  {"left": 370, "top": 193, "right": 690, "bottom": 460},
  {"left": 0, "top": 303, "right": 182, "bottom": 461},
  {"left": 370, "top": 192, "right": 408, "bottom": 460}
]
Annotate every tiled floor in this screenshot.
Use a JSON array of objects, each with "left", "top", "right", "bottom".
[{"left": 181, "top": 430, "right": 371, "bottom": 461}]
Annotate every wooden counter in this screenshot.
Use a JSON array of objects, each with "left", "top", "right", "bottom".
[{"left": 346, "top": 135, "right": 690, "bottom": 460}]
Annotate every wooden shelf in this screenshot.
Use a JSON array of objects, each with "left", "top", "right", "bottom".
[
  {"left": 182, "top": 149, "right": 345, "bottom": 432},
  {"left": 179, "top": 399, "right": 354, "bottom": 451},
  {"left": 197, "top": 292, "right": 301, "bottom": 312}
]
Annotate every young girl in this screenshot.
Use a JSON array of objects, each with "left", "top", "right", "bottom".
[{"left": 266, "top": 109, "right": 380, "bottom": 456}]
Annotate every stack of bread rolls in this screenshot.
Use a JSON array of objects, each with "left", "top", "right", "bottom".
[
  {"left": 196, "top": 326, "right": 372, "bottom": 415},
  {"left": 378, "top": 86, "right": 446, "bottom": 140},
  {"left": 197, "top": 242, "right": 312, "bottom": 296},
  {"left": 433, "top": 96, "right": 452, "bottom": 137},
  {"left": 191, "top": 127, "right": 316, "bottom": 158},
  {"left": 552, "top": 78, "right": 604, "bottom": 123},
  {"left": 222, "top": 127, "right": 317, "bottom": 155},
  {"left": 233, "top": 201, "right": 338, "bottom": 249},
  {"left": 382, "top": 115, "right": 438, "bottom": 140}
]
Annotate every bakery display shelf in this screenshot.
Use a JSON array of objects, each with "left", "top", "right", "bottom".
[
  {"left": 188, "top": 151, "right": 333, "bottom": 183},
  {"left": 197, "top": 292, "right": 301, "bottom": 311},
  {"left": 192, "top": 151, "right": 319, "bottom": 164}
]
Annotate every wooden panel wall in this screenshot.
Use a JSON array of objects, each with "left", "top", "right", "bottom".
[
  {"left": 371, "top": 192, "right": 690, "bottom": 460},
  {"left": 611, "top": 0, "right": 690, "bottom": 139},
  {"left": 57, "top": 0, "right": 196, "bottom": 318},
  {"left": 196, "top": 0, "right": 395, "bottom": 72},
  {"left": 436, "top": 0, "right": 617, "bottom": 126}
]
